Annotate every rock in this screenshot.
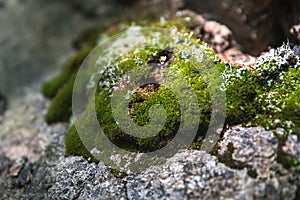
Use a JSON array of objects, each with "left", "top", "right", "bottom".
[
  {"left": 0, "top": 153, "right": 11, "bottom": 178},
  {"left": 218, "top": 126, "right": 297, "bottom": 199},
  {"left": 0, "top": 87, "right": 68, "bottom": 199},
  {"left": 1, "top": 124, "right": 299, "bottom": 199},
  {"left": 290, "top": 24, "right": 300, "bottom": 42},
  {"left": 184, "top": 0, "right": 300, "bottom": 55},
  {"left": 48, "top": 156, "right": 127, "bottom": 199},
  {"left": 6, "top": 157, "right": 34, "bottom": 188},
  {"left": 125, "top": 150, "right": 253, "bottom": 199},
  {"left": 47, "top": 148, "right": 297, "bottom": 199},
  {"left": 219, "top": 126, "right": 278, "bottom": 173},
  {"left": 282, "top": 134, "right": 300, "bottom": 159},
  {"left": 177, "top": 10, "right": 235, "bottom": 53},
  {"left": 202, "top": 21, "right": 233, "bottom": 53}
]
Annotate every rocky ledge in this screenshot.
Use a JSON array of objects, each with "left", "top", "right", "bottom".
[{"left": 0, "top": 90, "right": 298, "bottom": 199}]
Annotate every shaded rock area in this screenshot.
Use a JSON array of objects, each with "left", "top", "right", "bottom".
[
  {"left": 0, "top": 91, "right": 6, "bottom": 121},
  {"left": 176, "top": 10, "right": 257, "bottom": 67},
  {"left": 0, "top": 92, "right": 298, "bottom": 200},
  {"left": 184, "top": 0, "right": 300, "bottom": 55}
]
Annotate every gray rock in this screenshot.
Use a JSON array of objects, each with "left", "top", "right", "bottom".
[
  {"left": 218, "top": 126, "right": 297, "bottom": 199},
  {"left": 125, "top": 150, "right": 253, "bottom": 200},
  {"left": 48, "top": 156, "right": 127, "bottom": 200},
  {"left": 283, "top": 134, "right": 300, "bottom": 159}
]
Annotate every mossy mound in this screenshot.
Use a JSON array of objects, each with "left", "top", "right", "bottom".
[
  {"left": 66, "top": 27, "right": 222, "bottom": 161},
  {"left": 42, "top": 48, "right": 92, "bottom": 123},
  {"left": 41, "top": 17, "right": 300, "bottom": 168}
]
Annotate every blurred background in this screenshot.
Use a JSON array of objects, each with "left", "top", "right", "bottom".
[{"left": 0, "top": 0, "right": 299, "bottom": 100}]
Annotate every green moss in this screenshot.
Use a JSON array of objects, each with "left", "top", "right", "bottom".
[
  {"left": 222, "top": 43, "right": 300, "bottom": 134},
  {"left": 41, "top": 47, "right": 92, "bottom": 99},
  {"left": 221, "top": 44, "right": 300, "bottom": 170},
  {"left": 65, "top": 125, "right": 97, "bottom": 162},
  {"left": 224, "top": 66, "right": 259, "bottom": 125},
  {"left": 42, "top": 17, "right": 300, "bottom": 169},
  {"left": 64, "top": 26, "right": 222, "bottom": 159},
  {"left": 45, "top": 75, "right": 75, "bottom": 124}
]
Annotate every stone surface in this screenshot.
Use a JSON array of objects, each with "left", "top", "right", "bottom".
[
  {"left": 125, "top": 150, "right": 253, "bottom": 200},
  {"left": 177, "top": 10, "right": 235, "bottom": 54},
  {"left": 283, "top": 134, "right": 300, "bottom": 159},
  {"left": 219, "top": 126, "right": 278, "bottom": 177},
  {"left": 218, "top": 126, "right": 297, "bottom": 199},
  {"left": 48, "top": 156, "right": 127, "bottom": 200}
]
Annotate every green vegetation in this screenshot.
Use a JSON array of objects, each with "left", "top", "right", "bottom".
[
  {"left": 64, "top": 28, "right": 220, "bottom": 160},
  {"left": 224, "top": 43, "right": 300, "bottom": 134},
  {"left": 41, "top": 18, "right": 300, "bottom": 170},
  {"left": 42, "top": 48, "right": 92, "bottom": 123}
]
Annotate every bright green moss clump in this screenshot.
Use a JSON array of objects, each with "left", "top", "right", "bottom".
[
  {"left": 42, "top": 48, "right": 92, "bottom": 123},
  {"left": 66, "top": 29, "right": 220, "bottom": 159},
  {"left": 42, "top": 48, "right": 92, "bottom": 99}
]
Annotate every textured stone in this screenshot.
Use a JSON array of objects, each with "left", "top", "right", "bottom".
[
  {"left": 48, "top": 156, "right": 127, "bottom": 200},
  {"left": 283, "top": 134, "right": 300, "bottom": 159},
  {"left": 126, "top": 150, "right": 253, "bottom": 200},
  {"left": 218, "top": 126, "right": 297, "bottom": 199}
]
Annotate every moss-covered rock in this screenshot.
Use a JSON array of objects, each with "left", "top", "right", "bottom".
[
  {"left": 42, "top": 17, "right": 300, "bottom": 168},
  {"left": 65, "top": 27, "right": 222, "bottom": 161},
  {"left": 224, "top": 43, "right": 300, "bottom": 133},
  {"left": 222, "top": 44, "right": 300, "bottom": 169}
]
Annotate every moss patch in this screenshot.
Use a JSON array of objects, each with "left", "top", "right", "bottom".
[
  {"left": 64, "top": 25, "right": 223, "bottom": 161},
  {"left": 42, "top": 17, "right": 300, "bottom": 169},
  {"left": 42, "top": 47, "right": 92, "bottom": 99},
  {"left": 42, "top": 47, "right": 93, "bottom": 124}
]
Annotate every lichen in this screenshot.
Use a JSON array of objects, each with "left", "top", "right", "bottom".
[
  {"left": 222, "top": 44, "right": 300, "bottom": 170},
  {"left": 42, "top": 17, "right": 300, "bottom": 170}
]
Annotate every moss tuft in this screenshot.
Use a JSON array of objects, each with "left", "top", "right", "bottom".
[
  {"left": 41, "top": 47, "right": 92, "bottom": 99},
  {"left": 45, "top": 75, "right": 75, "bottom": 124},
  {"left": 65, "top": 125, "right": 97, "bottom": 162}
]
